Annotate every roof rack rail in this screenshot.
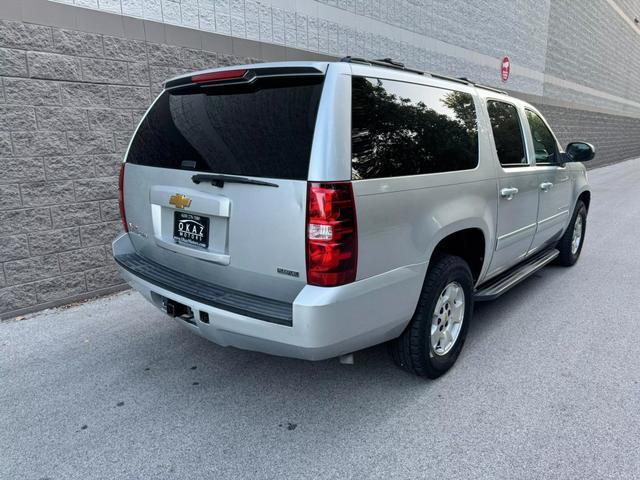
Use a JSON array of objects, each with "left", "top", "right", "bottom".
[
  {"left": 340, "top": 56, "right": 509, "bottom": 95},
  {"left": 458, "top": 77, "right": 508, "bottom": 95},
  {"left": 341, "top": 56, "right": 425, "bottom": 75}
]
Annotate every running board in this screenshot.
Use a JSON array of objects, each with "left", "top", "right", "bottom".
[{"left": 474, "top": 249, "right": 559, "bottom": 301}]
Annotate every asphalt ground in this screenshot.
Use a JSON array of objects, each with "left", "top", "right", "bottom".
[{"left": 1, "top": 158, "right": 640, "bottom": 479}]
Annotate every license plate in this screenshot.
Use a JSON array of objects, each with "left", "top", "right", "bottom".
[{"left": 173, "top": 212, "right": 210, "bottom": 249}]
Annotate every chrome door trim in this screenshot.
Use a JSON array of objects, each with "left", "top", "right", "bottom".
[
  {"left": 496, "top": 222, "right": 537, "bottom": 250},
  {"left": 537, "top": 209, "right": 569, "bottom": 227}
]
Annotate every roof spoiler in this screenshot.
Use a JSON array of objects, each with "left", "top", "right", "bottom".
[{"left": 164, "top": 65, "right": 324, "bottom": 90}]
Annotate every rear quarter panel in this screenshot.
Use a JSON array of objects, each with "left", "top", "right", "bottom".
[{"left": 353, "top": 172, "right": 497, "bottom": 282}]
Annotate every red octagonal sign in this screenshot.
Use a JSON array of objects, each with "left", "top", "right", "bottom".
[{"left": 501, "top": 56, "right": 510, "bottom": 82}]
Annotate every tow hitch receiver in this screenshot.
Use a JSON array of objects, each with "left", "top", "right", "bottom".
[{"left": 163, "top": 298, "right": 195, "bottom": 324}]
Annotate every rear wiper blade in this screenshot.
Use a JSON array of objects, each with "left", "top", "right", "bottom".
[{"left": 191, "top": 174, "right": 279, "bottom": 188}]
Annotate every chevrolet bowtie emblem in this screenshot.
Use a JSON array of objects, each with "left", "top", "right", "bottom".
[{"left": 169, "top": 193, "right": 192, "bottom": 209}]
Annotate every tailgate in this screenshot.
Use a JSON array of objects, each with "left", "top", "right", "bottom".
[{"left": 121, "top": 67, "right": 325, "bottom": 303}]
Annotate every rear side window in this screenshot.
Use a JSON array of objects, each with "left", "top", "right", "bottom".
[
  {"left": 126, "top": 77, "right": 324, "bottom": 180},
  {"left": 525, "top": 110, "right": 559, "bottom": 164},
  {"left": 351, "top": 77, "right": 478, "bottom": 179},
  {"left": 487, "top": 100, "right": 527, "bottom": 167}
]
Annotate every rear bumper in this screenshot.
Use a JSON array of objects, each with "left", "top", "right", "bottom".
[{"left": 112, "top": 234, "right": 425, "bottom": 360}]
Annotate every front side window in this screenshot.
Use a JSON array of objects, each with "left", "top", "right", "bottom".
[
  {"left": 526, "top": 110, "right": 559, "bottom": 164},
  {"left": 351, "top": 77, "right": 478, "bottom": 179},
  {"left": 487, "top": 100, "right": 527, "bottom": 167}
]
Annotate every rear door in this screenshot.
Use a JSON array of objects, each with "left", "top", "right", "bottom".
[
  {"left": 524, "top": 109, "right": 573, "bottom": 252},
  {"left": 485, "top": 99, "right": 539, "bottom": 277},
  {"left": 121, "top": 66, "right": 326, "bottom": 302}
]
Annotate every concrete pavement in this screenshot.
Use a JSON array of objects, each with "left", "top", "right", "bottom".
[{"left": 1, "top": 158, "right": 640, "bottom": 479}]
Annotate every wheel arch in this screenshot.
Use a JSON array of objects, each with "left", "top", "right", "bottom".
[
  {"left": 577, "top": 190, "right": 591, "bottom": 212},
  {"left": 427, "top": 224, "right": 489, "bottom": 284}
]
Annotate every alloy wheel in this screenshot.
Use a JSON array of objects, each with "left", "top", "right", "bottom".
[{"left": 431, "top": 282, "right": 465, "bottom": 356}]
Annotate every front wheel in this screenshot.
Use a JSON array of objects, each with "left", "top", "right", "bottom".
[
  {"left": 389, "top": 254, "right": 473, "bottom": 378},
  {"left": 556, "top": 200, "right": 587, "bottom": 266}
]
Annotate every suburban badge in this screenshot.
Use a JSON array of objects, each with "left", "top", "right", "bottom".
[
  {"left": 277, "top": 267, "right": 300, "bottom": 278},
  {"left": 169, "top": 193, "right": 192, "bottom": 209}
]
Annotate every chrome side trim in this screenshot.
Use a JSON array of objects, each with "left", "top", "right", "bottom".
[
  {"left": 497, "top": 222, "right": 537, "bottom": 242},
  {"left": 537, "top": 209, "right": 569, "bottom": 226}
]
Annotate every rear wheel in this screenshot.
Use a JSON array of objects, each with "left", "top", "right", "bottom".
[
  {"left": 390, "top": 254, "right": 473, "bottom": 378},
  {"left": 556, "top": 200, "right": 587, "bottom": 266}
]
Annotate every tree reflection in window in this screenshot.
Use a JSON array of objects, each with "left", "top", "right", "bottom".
[
  {"left": 525, "top": 110, "right": 558, "bottom": 164},
  {"left": 486, "top": 100, "right": 527, "bottom": 166},
  {"left": 351, "top": 77, "right": 478, "bottom": 180}
]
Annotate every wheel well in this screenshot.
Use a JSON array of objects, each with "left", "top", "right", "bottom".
[
  {"left": 431, "top": 229, "right": 485, "bottom": 281},
  {"left": 578, "top": 191, "right": 591, "bottom": 211}
]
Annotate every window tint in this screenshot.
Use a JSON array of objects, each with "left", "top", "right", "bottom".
[
  {"left": 487, "top": 100, "right": 526, "bottom": 166},
  {"left": 126, "top": 77, "right": 324, "bottom": 180},
  {"left": 526, "top": 110, "right": 559, "bottom": 164},
  {"left": 351, "top": 77, "right": 478, "bottom": 179}
]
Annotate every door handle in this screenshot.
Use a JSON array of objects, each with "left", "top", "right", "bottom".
[
  {"left": 540, "top": 182, "right": 554, "bottom": 192},
  {"left": 500, "top": 187, "right": 519, "bottom": 200}
]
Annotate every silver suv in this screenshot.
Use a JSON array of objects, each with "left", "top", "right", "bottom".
[{"left": 113, "top": 58, "right": 593, "bottom": 377}]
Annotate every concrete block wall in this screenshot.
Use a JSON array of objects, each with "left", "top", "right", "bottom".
[
  {"left": 545, "top": 0, "right": 640, "bottom": 104},
  {"left": 537, "top": 103, "right": 640, "bottom": 168},
  {"left": 46, "top": 0, "right": 553, "bottom": 97},
  {"left": 0, "top": 0, "right": 330, "bottom": 318},
  {"left": 0, "top": 21, "right": 128, "bottom": 316},
  {"left": 617, "top": 0, "right": 640, "bottom": 21}
]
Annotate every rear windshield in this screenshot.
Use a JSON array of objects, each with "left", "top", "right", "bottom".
[{"left": 126, "top": 77, "right": 324, "bottom": 180}]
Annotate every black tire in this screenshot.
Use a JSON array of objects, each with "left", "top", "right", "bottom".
[
  {"left": 556, "top": 200, "right": 587, "bottom": 266},
  {"left": 389, "top": 254, "right": 474, "bottom": 378}
]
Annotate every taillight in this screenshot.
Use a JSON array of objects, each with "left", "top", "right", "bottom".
[
  {"left": 118, "top": 163, "right": 128, "bottom": 233},
  {"left": 306, "top": 182, "right": 357, "bottom": 287}
]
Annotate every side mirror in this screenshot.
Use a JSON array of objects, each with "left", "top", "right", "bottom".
[{"left": 565, "top": 142, "right": 595, "bottom": 163}]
